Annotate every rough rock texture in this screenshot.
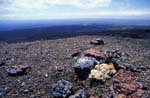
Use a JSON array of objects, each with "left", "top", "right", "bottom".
[
  {"left": 74, "top": 57, "right": 99, "bottom": 80},
  {"left": 89, "top": 64, "right": 116, "bottom": 81},
  {"left": 111, "top": 69, "right": 144, "bottom": 98},
  {"left": 115, "top": 60, "right": 137, "bottom": 71},
  {"left": 90, "top": 38, "right": 104, "bottom": 45},
  {"left": 6, "top": 65, "right": 31, "bottom": 76},
  {"left": 83, "top": 49, "right": 106, "bottom": 59},
  {"left": 52, "top": 80, "right": 72, "bottom": 98}
]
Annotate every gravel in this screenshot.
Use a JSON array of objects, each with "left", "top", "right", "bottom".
[{"left": 0, "top": 35, "right": 150, "bottom": 97}]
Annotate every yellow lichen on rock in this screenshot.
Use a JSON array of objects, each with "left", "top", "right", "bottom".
[
  {"left": 89, "top": 63, "right": 116, "bottom": 81},
  {"left": 116, "top": 93, "right": 126, "bottom": 98}
]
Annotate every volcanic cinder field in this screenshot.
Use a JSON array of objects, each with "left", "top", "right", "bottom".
[{"left": 0, "top": 30, "right": 150, "bottom": 97}]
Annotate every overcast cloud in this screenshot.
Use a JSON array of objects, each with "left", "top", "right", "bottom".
[{"left": 0, "top": 0, "right": 149, "bottom": 20}]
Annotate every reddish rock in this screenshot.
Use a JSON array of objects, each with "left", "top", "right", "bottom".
[
  {"left": 83, "top": 49, "right": 106, "bottom": 59},
  {"left": 128, "top": 89, "right": 144, "bottom": 98},
  {"left": 89, "top": 95, "right": 99, "bottom": 98},
  {"left": 111, "top": 69, "right": 144, "bottom": 98}
]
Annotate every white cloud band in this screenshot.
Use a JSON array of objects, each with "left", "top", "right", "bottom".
[
  {"left": 1, "top": 10, "right": 150, "bottom": 20},
  {"left": 0, "top": 0, "right": 112, "bottom": 12}
]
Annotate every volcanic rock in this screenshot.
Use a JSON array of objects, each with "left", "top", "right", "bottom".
[
  {"left": 103, "top": 49, "right": 127, "bottom": 65},
  {"left": 74, "top": 57, "right": 99, "bottom": 79},
  {"left": 112, "top": 49, "right": 123, "bottom": 58},
  {"left": 52, "top": 80, "right": 72, "bottom": 98},
  {"left": 90, "top": 38, "right": 104, "bottom": 45},
  {"left": 103, "top": 49, "right": 113, "bottom": 58},
  {"left": 69, "top": 89, "right": 85, "bottom": 98},
  {"left": 83, "top": 49, "right": 106, "bottom": 59},
  {"left": 115, "top": 60, "right": 137, "bottom": 71},
  {"left": 89, "top": 63, "right": 116, "bottom": 81},
  {"left": 111, "top": 69, "right": 144, "bottom": 98}
]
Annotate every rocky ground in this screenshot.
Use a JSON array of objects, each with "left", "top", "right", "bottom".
[{"left": 0, "top": 34, "right": 150, "bottom": 98}]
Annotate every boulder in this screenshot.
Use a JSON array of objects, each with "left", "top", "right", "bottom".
[
  {"left": 74, "top": 57, "right": 99, "bottom": 80},
  {"left": 52, "top": 80, "right": 72, "bottom": 98},
  {"left": 6, "top": 65, "right": 30, "bottom": 76},
  {"left": 111, "top": 69, "right": 144, "bottom": 98},
  {"left": 69, "top": 89, "right": 85, "bottom": 98},
  {"left": 89, "top": 63, "right": 116, "bottom": 82},
  {"left": 83, "top": 49, "right": 106, "bottom": 59},
  {"left": 90, "top": 38, "right": 104, "bottom": 45}
]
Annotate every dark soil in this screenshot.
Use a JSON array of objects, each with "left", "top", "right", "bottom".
[{"left": 0, "top": 34, "right": 150, "bottom": 98}]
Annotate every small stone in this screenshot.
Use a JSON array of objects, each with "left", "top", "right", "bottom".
[
  {"left": 52, "top": 80, "right": 72, "bottom": 98},
  {"left": 6, "top": 67, "right": 22, "bottom": 76},
  {"left": 69, "top": 89, "right": 85, "bottom": 98},
  {"left": 0, "top": 58, "right": 6, "bottom": 66},
  {"left": 23, "top": 89, "right": 28, "bottom": 94},
  {"left": 6, "top": 65, "right": 31, "bottom": 76},
  {"left": 0, "top": 92, "right": 3, "bottom": 97},
  {"left": 112, "top": 49, "right": 123, "bottom": 58},
  {"left": 45, "top": 74, "right": 48, "bottom": 77},
  {"left": 90, "top": 38, "right": 104, "bottom": 45},
  {"left": 103, "top": 49, "right": 113, "bottom": 58},
  {"left": 30, "top": 94, "right": 36, "bottom": 98},
  {"left": 74, "top": 57, "right": 99, "bottom": 80},
  {"left": 83, "top": 49, "right": 106, "bottom": 59},
  {"left": 21, "top": 82, "right": 26, "bottom": 87}
]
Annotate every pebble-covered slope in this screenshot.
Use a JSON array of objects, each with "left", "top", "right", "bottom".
[{"left": 0, "top": 35, "right": 150, "bottom": 98}]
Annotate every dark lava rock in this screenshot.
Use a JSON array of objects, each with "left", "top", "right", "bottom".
[
  {"left": 83, "top": 49, "right": 106, "bottom": 59},
  {"left": 112, "top": 49, "right": 123, "bottom": 58},
  {"left": 104, "top": 49, "right": 126, "bottom": 64},
  {"left": 52, "top": 80, "right": 72, "bottom": 98},
  {"left": 111, "top": 69, "right": 144, "bottom": 98},
  {"left": 103, "top": 49, "right": 113, "bottom": 58},
  {"left": 6, "top": 65, "right": 30, "bottom": 76},
  {"left": 104, "top": 49, "right": 125, "bottom": 59},
  {"left": 69, "top": 89, "right": 85, "bottom": 98},
  {"left": 74, "top": 57, "right": 99, "bottom": 80},
  {"left": 90, "top": 38, "right": 104, "bottom": 45},
  {"left": 114, "top": 60, "right": 138, "bottom": 72}
]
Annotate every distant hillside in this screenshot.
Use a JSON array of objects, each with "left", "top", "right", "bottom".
[{"left": 0, "top": 25, "right": 150, "bottom": 43}]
